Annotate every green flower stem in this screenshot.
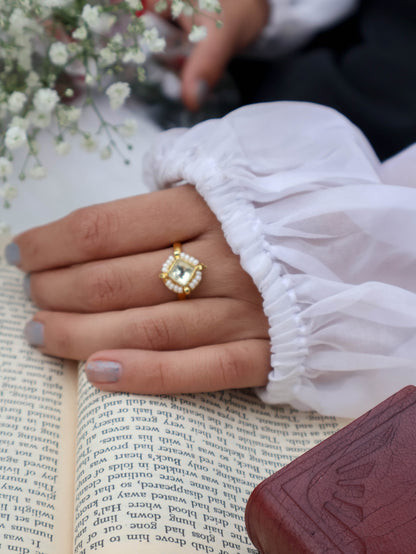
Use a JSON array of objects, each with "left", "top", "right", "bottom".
[{"left": 88, "top": 95, "right": 130, "bottom": 162}]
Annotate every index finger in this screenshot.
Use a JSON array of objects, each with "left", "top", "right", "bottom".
[{"left": 8, "top": 185, "right": 215, "bottom": 272}]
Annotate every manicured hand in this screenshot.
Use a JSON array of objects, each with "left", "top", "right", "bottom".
[
  {"left": 7, "top": 185, "right": 271, "bottom": 394},
  {"left": 146, "top": 0, "right": 269, "bottom": 110}
]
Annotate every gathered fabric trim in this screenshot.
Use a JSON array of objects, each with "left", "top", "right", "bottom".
[
  {"left": 143, "top": 102, "right": 416, "bottom": 417},
  {"left": 147, "top": 142, "right": 309, "bottom": 406}
]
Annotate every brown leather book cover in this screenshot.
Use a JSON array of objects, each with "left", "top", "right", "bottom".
[{"left": 245, "top": 386, "right": 416, "bottom": 553}]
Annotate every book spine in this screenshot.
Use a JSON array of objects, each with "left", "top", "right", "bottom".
[{"left": 245, "top": 485, "right": 310, "bottom": 554}]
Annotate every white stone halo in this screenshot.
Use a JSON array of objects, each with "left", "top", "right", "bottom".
[{"left": 159, "top": 243, "right": 205, "bottom": 299}]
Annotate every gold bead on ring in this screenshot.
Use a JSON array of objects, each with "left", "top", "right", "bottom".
[{"left": 160, "top": 242, "right": 206, "bottom": 300}]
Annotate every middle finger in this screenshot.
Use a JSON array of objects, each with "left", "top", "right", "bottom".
[{"left": 28, "top": 238, "right": 256, "bottom": 312}]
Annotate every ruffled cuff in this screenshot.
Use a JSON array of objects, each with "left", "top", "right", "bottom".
[{"left": 143, "top": 101, "right": 416, "bottom": 418}]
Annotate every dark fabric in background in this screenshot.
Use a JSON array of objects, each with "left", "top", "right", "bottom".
[{"left": 229, "top": 0, "right": 416, "bottom": 160}]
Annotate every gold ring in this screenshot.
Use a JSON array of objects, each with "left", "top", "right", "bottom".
[{"left": 160, "top": 242, "right": 206, "bottom": 300}]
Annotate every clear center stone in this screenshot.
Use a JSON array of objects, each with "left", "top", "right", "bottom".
[{"left": 168, "top": 260, "right": 194, "bottom": 286}]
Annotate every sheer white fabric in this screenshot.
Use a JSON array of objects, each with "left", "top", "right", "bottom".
[
  {"left": 250, "top": 0, "right": 358, "bottom": 57},
  {"left": 144, "top": 102, "right": 416, "bottom": 418}
]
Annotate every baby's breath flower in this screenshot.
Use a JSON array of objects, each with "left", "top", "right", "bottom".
[
  {"left": 182, "top": 3, "right": 194, "bottom": 16},
  {"left": 155, "top": 0, "right": 168, "bottom": 12},
  {"left": 17, "top": 45, "right": 33, "bottom": 71},
  {"left": 106, "top": 82, "right": 131, "bottom": 110},
  {"left": 28, "top": 165, "right": 47, "bottom": 179},
  {"left": 82, "top": 5, "right": 116, "bottom": 34},
  {"left": 10, "top": 116, "right": 29, "bottom": 131},
  {"left": 81, "top": 5, "right": 100, "bottom": 29},
  {"left": 56, "top": 106, "right": 82, "bottom": 126},
  {"left": 171, "top": 0, "right": 187, "bottom": 18},
  {"left": 100, "top": 146, "right": 112, "bottom": 160},
  {"left": 85, "top": 74, "right": 96, "bottom": 86},
  {"left": 0, "top": 183, "right": 18, "bottom": 202},
  {"left": 30, "top": 111, "right": 51, "bottom": 129},
  {"left": 0, "top": 158, "right": 13, "bottom": 178},
  {"left": 26, "top": 72, "right": 41, "bottom": 89},
  {"left": 99, "top": 47, "right": 117, "bottom": 67},
  {"left": 123, "top": 48, "right": 146, "bottom": 65},
  {"left": 0, "top": 222, "right": 10, "bottom": 234},
  {"left": 55, "top": 141, "right": 71, "bottom": 156},
  {"left": 5, "top": 126, "right": 27, "bottom": 151},
  {"left": 43, "top": 0, "right": 73, "bottom": 7},
  {"left": 82, "top": 135, "right": 98, "bottom": 152},
  {"left": 8, "top": 92, "right": 27, "bottom": 114},
  {"left": 142, "top": 28, "right": 166, "bottom": 53},
  {"left": 110, "top": 34, "right": 124, "bottom": 47},
  {"left": 189, "top": 25, "right": 208, "bottom": 43},
  {"left": 72, "top": 26, "right": 88, "bottom": 41},
  {"left": 49, "top": 42, "right": 69, "bottom": 66},
  {"left": 198, "top": 0, "right": 221, "bottom": 11},
  {"left": 9, "top": 8, "right": 30, "bottom": 34},
  {"left": 126, "top": 0, "right": 142, "bottom": 9},
  {"left": 67, "top": 43, "right": 83, "bottom": 56},
  {"left": 119, "top": 118, "right": 138, "bottom": 138},
  {"left": 33, "top": 88, "right": 59, "bottom": 114}
]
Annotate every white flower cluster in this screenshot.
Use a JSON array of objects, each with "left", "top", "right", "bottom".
[
  {"left": 0, "top": 0, "right": 222, "bottom": 223},
  {"left": 170, "top": 0, "right": 222, "bottom": 42}
]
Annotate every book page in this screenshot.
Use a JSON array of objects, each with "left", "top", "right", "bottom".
[
  {"left": 74, "top": 367, "right": 350, "bottom": 554},
  {"left": 0, "top": 239, "right": 78, "bottom": 554}
]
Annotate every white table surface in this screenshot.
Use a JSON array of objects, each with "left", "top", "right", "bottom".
[{"left": 1, "top": 97, "right": 161, "bottom": 235}]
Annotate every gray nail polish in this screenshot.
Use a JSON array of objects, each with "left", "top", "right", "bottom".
[
  {"left": 5, "top": 242, "right": 20, "bottom": 266},
  {"left": 195, "top": 79, "right": 209, "bottom": 108},
  {"left": 24, "top": 320, "right": 44, "bottom": 347},
  {"left": 86, "top": 361, "right": 121, "bottom": 383},
  {"left": 24, "top": 274, "right": 31, "bottom": 300}
]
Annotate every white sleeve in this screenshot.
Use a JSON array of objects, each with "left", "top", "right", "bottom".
[
  {"left": 250, "top": 0, "right": 359, "bottom": 57},
  {"left": 143, "top": 102, "right": 416, "bottom": 419}
]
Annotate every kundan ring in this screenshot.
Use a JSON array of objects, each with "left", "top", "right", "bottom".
[{"left": 160, "top": 243, "right": 206, "bottom": 300}]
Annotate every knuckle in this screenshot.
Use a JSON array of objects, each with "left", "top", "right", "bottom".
[
  {"left": 127, "top": 314, "right": 173, "bottom": 350},
  {"left": 53, "top": 327, "right": 74, "bottom": 356},
  {"left": 29, "top": 274, "right": 54, "bottom": 310},
  {"left": 141, "top": 357, "right": 168, "bottom": 394},
  {"left": 81, "top": 265, "right": 123, "bottom": 311},
  {"left": 68, "top": 206, "right": 118, "bottom": 256},
  {"left": 42, "top": 315, "right": 74, "bottom": 356},
  {"left": 153, "top": 359, "right": 168, "bottom": 393},
  {"left": 216, "top": 345, "right": 245, "bottom": 389}
]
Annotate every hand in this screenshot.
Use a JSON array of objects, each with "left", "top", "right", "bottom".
[
  {"left": 10, "top": 185, "right": 271, "bottom": 395},
  {"left": 146, "top": 0, "right": 269, "bottom": 110}
]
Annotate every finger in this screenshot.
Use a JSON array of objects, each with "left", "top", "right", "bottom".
[
  {"left": 181, "top": 24, "right": 235, "bottom": 111},
  {"left": 25, "top": 298, "right": 269, "bottom": 360},
  {"left": 179, "top": 0, "right": 269, "bottom": 111},
  {"left": 28, "top": 235, "right": 258, "bottom": 312},
  {"left": 11, "top": 185, "right": 216, "bottom": 273},
  {"left": 85, "top": 340, "right": 271, "bottom": 394}
]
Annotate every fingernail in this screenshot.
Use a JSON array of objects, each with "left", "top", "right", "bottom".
[
  {"left": 86, "top": 361, "right": 122, "bottom": 383},
  {"left": 5, "top": 242, "right": 20, "bottom": 266},
  {"left": 195, "top": 79, "right": 209, "bottom": 108},
  {"left": 24, "top": 274, "right": 31, "bottom": 300},
  {"left": 24, "top": 320, "right": 44, "bottom": 347}
]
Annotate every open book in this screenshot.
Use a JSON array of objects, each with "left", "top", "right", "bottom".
[{"left": 0, "top": 234, "right": 350, "bottom": 554}]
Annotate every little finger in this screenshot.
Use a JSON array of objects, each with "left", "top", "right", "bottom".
[{"left": 85, "top": 340, "right": 271, "bottom": 394}]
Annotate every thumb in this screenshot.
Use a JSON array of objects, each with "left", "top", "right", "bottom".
[{"left": 181, "top": 28, "right": 236, "bottom": 111}]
